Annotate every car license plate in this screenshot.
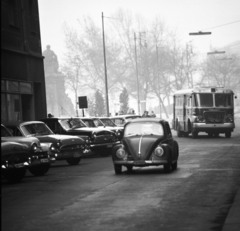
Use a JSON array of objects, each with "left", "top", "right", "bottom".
[
  {"left": 107, "top": 145, "right": 113, "bottom": 148},
  {"left": 15, "top": 163, "right": 25, "bottom": 168},
  {"left": 40, "top": 158, "right": 49, "bottom": 163},
  {"left": 134, "top": 160, "right": 145, "bottom": 165},
  {"left": 74, "top": 153, "right": 81, "bottom": 158}
]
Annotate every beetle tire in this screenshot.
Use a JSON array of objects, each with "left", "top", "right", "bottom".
[
  {"left": 172, "top": 161, "right": 178, "bottom": 171},
  {"left": 66, "top": 157, "right": 81, "bottom": 165},
  {"left": 114, "top": 164, "right": 122, "bottom": 174},
  {"left": 225, "top": 132, "right": 231, "bottom": 138},
  {"left": 126, "top": 166, "right": 133, "bottom": 172},
  {"left": 29, "top": 164, "right": 50, "bottom": 176},
  {"left": 164, "top": 164, "right": 172, "bottom": 173},
  {"left": 2, "top": 168, "right": 26, "bottom": 183}
]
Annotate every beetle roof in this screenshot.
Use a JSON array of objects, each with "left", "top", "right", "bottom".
[{"left": 124, "top": 118, "right": 168, "bottom": 126}]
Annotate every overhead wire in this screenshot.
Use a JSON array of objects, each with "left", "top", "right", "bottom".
[{"left": 202, "top": 19, "right": 240, "bottom": 31}]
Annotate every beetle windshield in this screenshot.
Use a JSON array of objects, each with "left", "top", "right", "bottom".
[
  {"left": 215, "top": 94, "right": 232, "bottom": 107},
  {"left": 21, "top": 123, "right": 53, "bottom": 137},
  {"left": 124, "top": 122, "right": 164, "bottom": 137}
]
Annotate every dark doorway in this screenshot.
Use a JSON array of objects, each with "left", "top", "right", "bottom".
[{"left": 21, "top": 94, "right": 33, "bottom": 121}]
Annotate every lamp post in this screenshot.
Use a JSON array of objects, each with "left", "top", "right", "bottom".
[
  {"left": 134, "top": 32, "right": 140, "bottom": 116},
  {"left": 102, "top": 12, "right": 110, "bottom": 117},
  {"left": 189, "top": 31, "right": 211, "bottom": 35},
  {"left": 207, "top": 50, "right": 225, "bottom": 55}
]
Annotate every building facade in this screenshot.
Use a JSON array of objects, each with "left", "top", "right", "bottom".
[{"left": 1, "top": 0, "right": 47, "bottom": 125}]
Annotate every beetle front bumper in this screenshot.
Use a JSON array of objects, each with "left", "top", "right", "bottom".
[{"left": 113, "top": 159, "right": 168, "bottom": 166}]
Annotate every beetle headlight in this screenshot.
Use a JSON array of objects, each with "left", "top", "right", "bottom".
[
  {"left": 116, "top": 148, "right": 126, "bottom": 159},
  {"left": 154, "top": 146, "right": 164, "bottom": 157}
]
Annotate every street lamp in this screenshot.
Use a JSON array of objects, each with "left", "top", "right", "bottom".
[
  {"left": 207, "top": 50, "right": 226, "bottom": 55},
  {"left": 134, "top": 32, "right": 140, "bottom": 116},
  {"left": 102, "top": 12, "right": 110, "bottom": 117},
  {"left": 189, "top": 31, "right": 211, "bottom": 35}
]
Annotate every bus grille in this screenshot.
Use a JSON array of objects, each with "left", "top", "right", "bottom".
[{"left": 204, "top": 111, "right": 225, "bottom": 123}]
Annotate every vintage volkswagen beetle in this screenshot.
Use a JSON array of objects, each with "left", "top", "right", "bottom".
[
  {"left": 112, "top": 118, "right": 179, "bottom": 174},
  {"left": 1, "top": 124, "right": 51, "bottom": 177},
  {"left": 5, "top": 121, "right": 87, "bottom": 166}
]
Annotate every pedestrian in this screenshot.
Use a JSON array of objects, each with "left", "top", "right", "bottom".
[{"left": 150, "top": 111, "right": 156, "bottom": 118}]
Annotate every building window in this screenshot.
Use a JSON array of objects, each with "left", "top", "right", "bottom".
[
  {"left": 6, "top": 81, "right": 19, "bottom": 92},
  {"left": 20, "top": 82, "right": 32, "bottom": 93},
  {"left": 8, "top": 0, "right": 19, "bottom": 28},
  {"left": 1, "top": 80, "right": 34, "bottom": 122},
  {"left": 1, "top": 94, "right": 7, "bottom": 121},
  {"left": 7, "top": 94, "right": 21, "bottom": 121}
]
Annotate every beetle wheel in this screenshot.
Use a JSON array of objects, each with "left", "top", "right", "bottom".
[
  {"left": 66, "top": 157, "right": 81, "bottom": 165},
  {"left": 29, "top": 164, "right": 50, "bottom": 176},
  {"left": 172, "top": 161, "right": 178, "bottom": 171},
  {"left": 164, "top": 164, "right": 172, "bottom": 173},
  {"left": 114, "top": 164, "right": 122, "bottom": 174},
  {"left": 225, "top": 132, "right": 231, "bottom": 138},
  {"left": 126, "top": 166, "right": 133, "bottom": 172}
]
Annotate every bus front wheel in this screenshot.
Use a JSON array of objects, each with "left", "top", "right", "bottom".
[{"left": 192, "top": 131, "right": 198, "bottom": 138}]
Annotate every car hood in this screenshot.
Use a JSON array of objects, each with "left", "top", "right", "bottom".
[
  {"left": 1, "top": 141, "right": 29, "bottom": 158},
  {"left": 36, "top": 134, "right": 85, "bottom": 145},
  {"left": 123, "top": 135, "right": 163, "bottom": 160},
  {"left": 66, "top": 127, "right": 114, "bottom": 136}
]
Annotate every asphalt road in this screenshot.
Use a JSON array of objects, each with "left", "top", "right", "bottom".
[{"left": 2, "top": 119, "right": 240, "bottom": 231}]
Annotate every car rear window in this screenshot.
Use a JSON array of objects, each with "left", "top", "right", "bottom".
[{"left": 124, "top": 122, "right": 164, "bottom": 136}]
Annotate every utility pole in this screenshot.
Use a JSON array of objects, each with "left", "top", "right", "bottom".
[
  {"left": 134, "top": 32, "right": 140, "bottom": 116},
  {"left": 102, "top": 12, "right": 110, "bottom": 117},
  {"left": 156, "top": 45, "right": 162, "bottom": 119}
]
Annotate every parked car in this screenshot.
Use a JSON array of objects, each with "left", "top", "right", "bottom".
[
  {"left": 110, "top": 115, "right": 141, "bottom": 127},
  {"left": 1, "top": 141, "right": 29, "bottom": 183},
  {"left": 91, "top": 117, "right": 123, "bottom": 141},
  {"left": 5, "top": 121, "right": 87, "bottom": 165},
  {"left": 41, "top": 117, "right": 119, "bottom": 157},
  {"left": 1, "top": 124, "right": 51, "bottom": 178},
  {"left": 112, "top": 118, "right": 179, "bottom": 174}
]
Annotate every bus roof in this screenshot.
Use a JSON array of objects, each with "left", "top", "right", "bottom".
[{"left": 174, "top": 87, "right": 234, "bottom": 95}]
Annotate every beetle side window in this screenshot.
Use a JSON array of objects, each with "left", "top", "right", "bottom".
[{"left": 165, "top": 123, "right": 172, "bottom": 138}]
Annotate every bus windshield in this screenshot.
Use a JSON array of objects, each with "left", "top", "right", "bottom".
[
  {"left": 196, "top": 94, "right": 213, "bottom": 107},
  {"left": 215, "top": 94, "right": 232, "bottom": 107},
  {"left": 195, "top": 93, "right": 232, "bottom": 107}
]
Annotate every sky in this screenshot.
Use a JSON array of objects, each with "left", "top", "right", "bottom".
[{"left": 39, "top": 0, "right": 240, "bottom": 65}]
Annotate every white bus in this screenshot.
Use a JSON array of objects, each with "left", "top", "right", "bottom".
[{"left": 173, "top": 87, "right": 236, "bottom": 138}]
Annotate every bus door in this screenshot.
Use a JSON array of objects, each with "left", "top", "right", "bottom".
[
  {"left": 183, "top": 95, "right": 187, "bottom": 131},
  {"left": 185, "top": 95, "right": 192, "bottom": 132}
]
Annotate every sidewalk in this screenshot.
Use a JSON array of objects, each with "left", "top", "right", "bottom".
[{"left": 222, "top": 188, "right": 240, "bottom": 231}]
